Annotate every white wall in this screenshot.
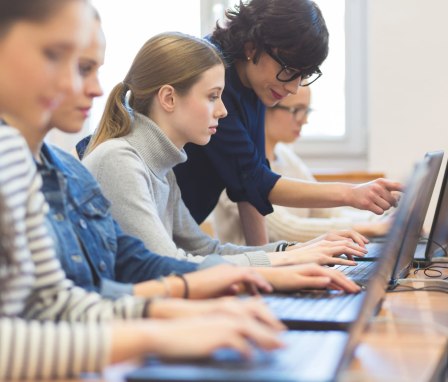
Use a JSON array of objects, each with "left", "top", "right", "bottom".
[{"left": 367, "top": 0, "right": 448, "bottom": 228}]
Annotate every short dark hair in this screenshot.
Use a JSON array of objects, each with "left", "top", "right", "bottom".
[{"left": 212, "top": 0, "right": 329, "bottom": 71}]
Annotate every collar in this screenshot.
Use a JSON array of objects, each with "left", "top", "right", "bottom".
[
  {"left": 38, "top": 142, "right": 81, "bottom": 182},
  {"left": 39, "top": 142, "right": 62, "bottom": 171},
  {"left": 125, "top": 112, "right": 187, "bottom": 179}
]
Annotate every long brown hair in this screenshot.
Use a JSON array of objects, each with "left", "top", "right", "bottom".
[{"left": 85, "top": 32, "right": 224, "bottom": 155}]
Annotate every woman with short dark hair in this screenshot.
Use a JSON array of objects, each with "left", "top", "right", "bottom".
[{"left": 174, "top": 0, "right": 402, "bottom": 245}]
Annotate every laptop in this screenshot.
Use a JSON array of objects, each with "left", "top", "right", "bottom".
[
  {"left": 337, "top": 151, "right": 444, "bottom": 281},
  {"left": 356, "top": 150, "right": 442, "bottom": 261},
  {"left": 262, "top": 157, "right": 431, "bottom": 331},
  {"left": 125, "top": 198, "right": 409, "bottom": 382},
  {"left": 414, "top": 157, "right": 448, "bottom": 265}
]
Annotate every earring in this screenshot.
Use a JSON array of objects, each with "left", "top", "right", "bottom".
[{"left": 247, "top": 56, "right": 251, "bottom": 61}]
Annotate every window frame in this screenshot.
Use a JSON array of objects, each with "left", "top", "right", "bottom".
[{"left": 295, "top": 0, "right": 368, "bottom": 160}]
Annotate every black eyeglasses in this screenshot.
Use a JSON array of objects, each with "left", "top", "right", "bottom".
[
  {"left": 272, "top": 104, "right": 313, "bottom": 117},
  {"left": 264, "top": 46, "right": 322, "bottom": 86}
]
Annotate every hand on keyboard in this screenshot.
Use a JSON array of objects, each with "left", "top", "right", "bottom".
[
  {"left": 270, "top": 239, "right": 368, "bottom": 267},
  {"left": 257, "top": 263, "right": 362, "bottom": 294},
  {"left": 293, "top": 229, "right": 369, "bottom": 249}
]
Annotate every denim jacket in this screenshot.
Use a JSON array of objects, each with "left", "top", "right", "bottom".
[{"left": 37, "top": 143, "right": 197, "bottom": 298}]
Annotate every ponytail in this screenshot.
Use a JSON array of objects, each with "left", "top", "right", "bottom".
[{"left": 85, "top": 82, "right": 132, "bottom": 155}]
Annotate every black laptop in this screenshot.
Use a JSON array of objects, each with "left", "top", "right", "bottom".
[
  {"left": 262, "top": 157, "right": 431, "bottom": 331},
  {"left": 414, "top": 157, "right": 448, "bottom": 265},
  {"left": 125, "top": 193, "right": 413, "bottom": 382}
]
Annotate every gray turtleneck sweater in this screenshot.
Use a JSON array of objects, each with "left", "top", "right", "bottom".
[{"left": 83, "top": 113, "right": 280, "bottom": 266}]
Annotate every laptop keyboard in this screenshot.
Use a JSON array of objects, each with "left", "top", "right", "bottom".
[
  {"left": 213, "top": 330, "right": 346, "bottom": 368},
  {"left": 263, "top": 291, "right": 360, "bottom": 320},
  {"left": 129, "top": 331, "right": 349, "bottom": 382},
  {"left": 335, "top": 261, "right": 377, "bottom": 284},
  {"left": 359, "top": 242, "right": 384, "bottom": 258}
]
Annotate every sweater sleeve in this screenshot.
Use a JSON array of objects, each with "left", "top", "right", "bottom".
[
  {"left": 169, "top": 172, "right": 276, "bottom": 267},
  {"left": 84, "top": 143, "right": 276, "bottom": 267}
]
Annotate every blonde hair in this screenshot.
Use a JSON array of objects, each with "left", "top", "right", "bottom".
[{"left": 85, "top": 32, "right": 224, "bottom": 155}]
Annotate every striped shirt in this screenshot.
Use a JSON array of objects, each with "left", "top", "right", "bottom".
[{"left": 0, "top": 127, "right": 149, "bottom": 380}]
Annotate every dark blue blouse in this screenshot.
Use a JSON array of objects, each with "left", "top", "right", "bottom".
[{"left": 174, "top": 63, "right": 281, "bottom": 224}]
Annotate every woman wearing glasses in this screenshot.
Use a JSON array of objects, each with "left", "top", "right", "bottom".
[
  {"left": 174, "top": 0, "right": 402, "bottom": 246},
  {"left": 214, "top": 87, "right": 392, "bottom": 245}
]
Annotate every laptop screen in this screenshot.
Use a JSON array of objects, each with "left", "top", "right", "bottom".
[
  {"left": 426, "top": 158, "right": 448, "bottom": 259},
  {"left": 391, "top": 151, "right": 443, "bottom": 280}
]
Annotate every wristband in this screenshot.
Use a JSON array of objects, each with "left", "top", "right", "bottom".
[{"left": 276, "top": 241, "right": 298, "bottom": 252}]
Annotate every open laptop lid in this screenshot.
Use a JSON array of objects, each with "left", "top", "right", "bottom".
[
  {"left": 389, "top": 151, "right": 443, "bottom": 282},
  {"left": 422, "top": 157, "right": 448, "bottom": 262}
]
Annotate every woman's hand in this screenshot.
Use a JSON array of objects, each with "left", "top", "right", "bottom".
[
  {"left": 269, "top": 238, "right": 368, "bottom": 266},
  {"left": 184, "top": 264, "right": 273, "bottom": 299},
  {"left": 295, "top": 229, "right": 369, "bottom": 248},
  {"left": 111, "top": 315, "right": 284, "bottom": 363},
  {"left": 134, "top": 264, "right": 272, "bottom": 300},
  {"left": 139, "top": 315, "right": 284, "bottom": 360},
  {"left": 349, "top": 178, "right": 403, "bottom": 215},
  {"left": 257, "top": 263, "right": 361, "bottom": 293},
  {"left": 150, "top": 297, "right": 285, "bottom": 331}
]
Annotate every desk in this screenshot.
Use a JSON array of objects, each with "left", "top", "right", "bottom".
[
  {"left": 342, "top": 266, "right": 448, "bottom": 381},
  {"left": 13, "top": 268, "right": 448, "bottom": 382},
  {"left": 313, "top": 171, "right": 386, "bottom": 183}
]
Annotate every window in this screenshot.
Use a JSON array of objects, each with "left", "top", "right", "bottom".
[{"left": 296, "top": 0, "right": 368, "bottom": 159}]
